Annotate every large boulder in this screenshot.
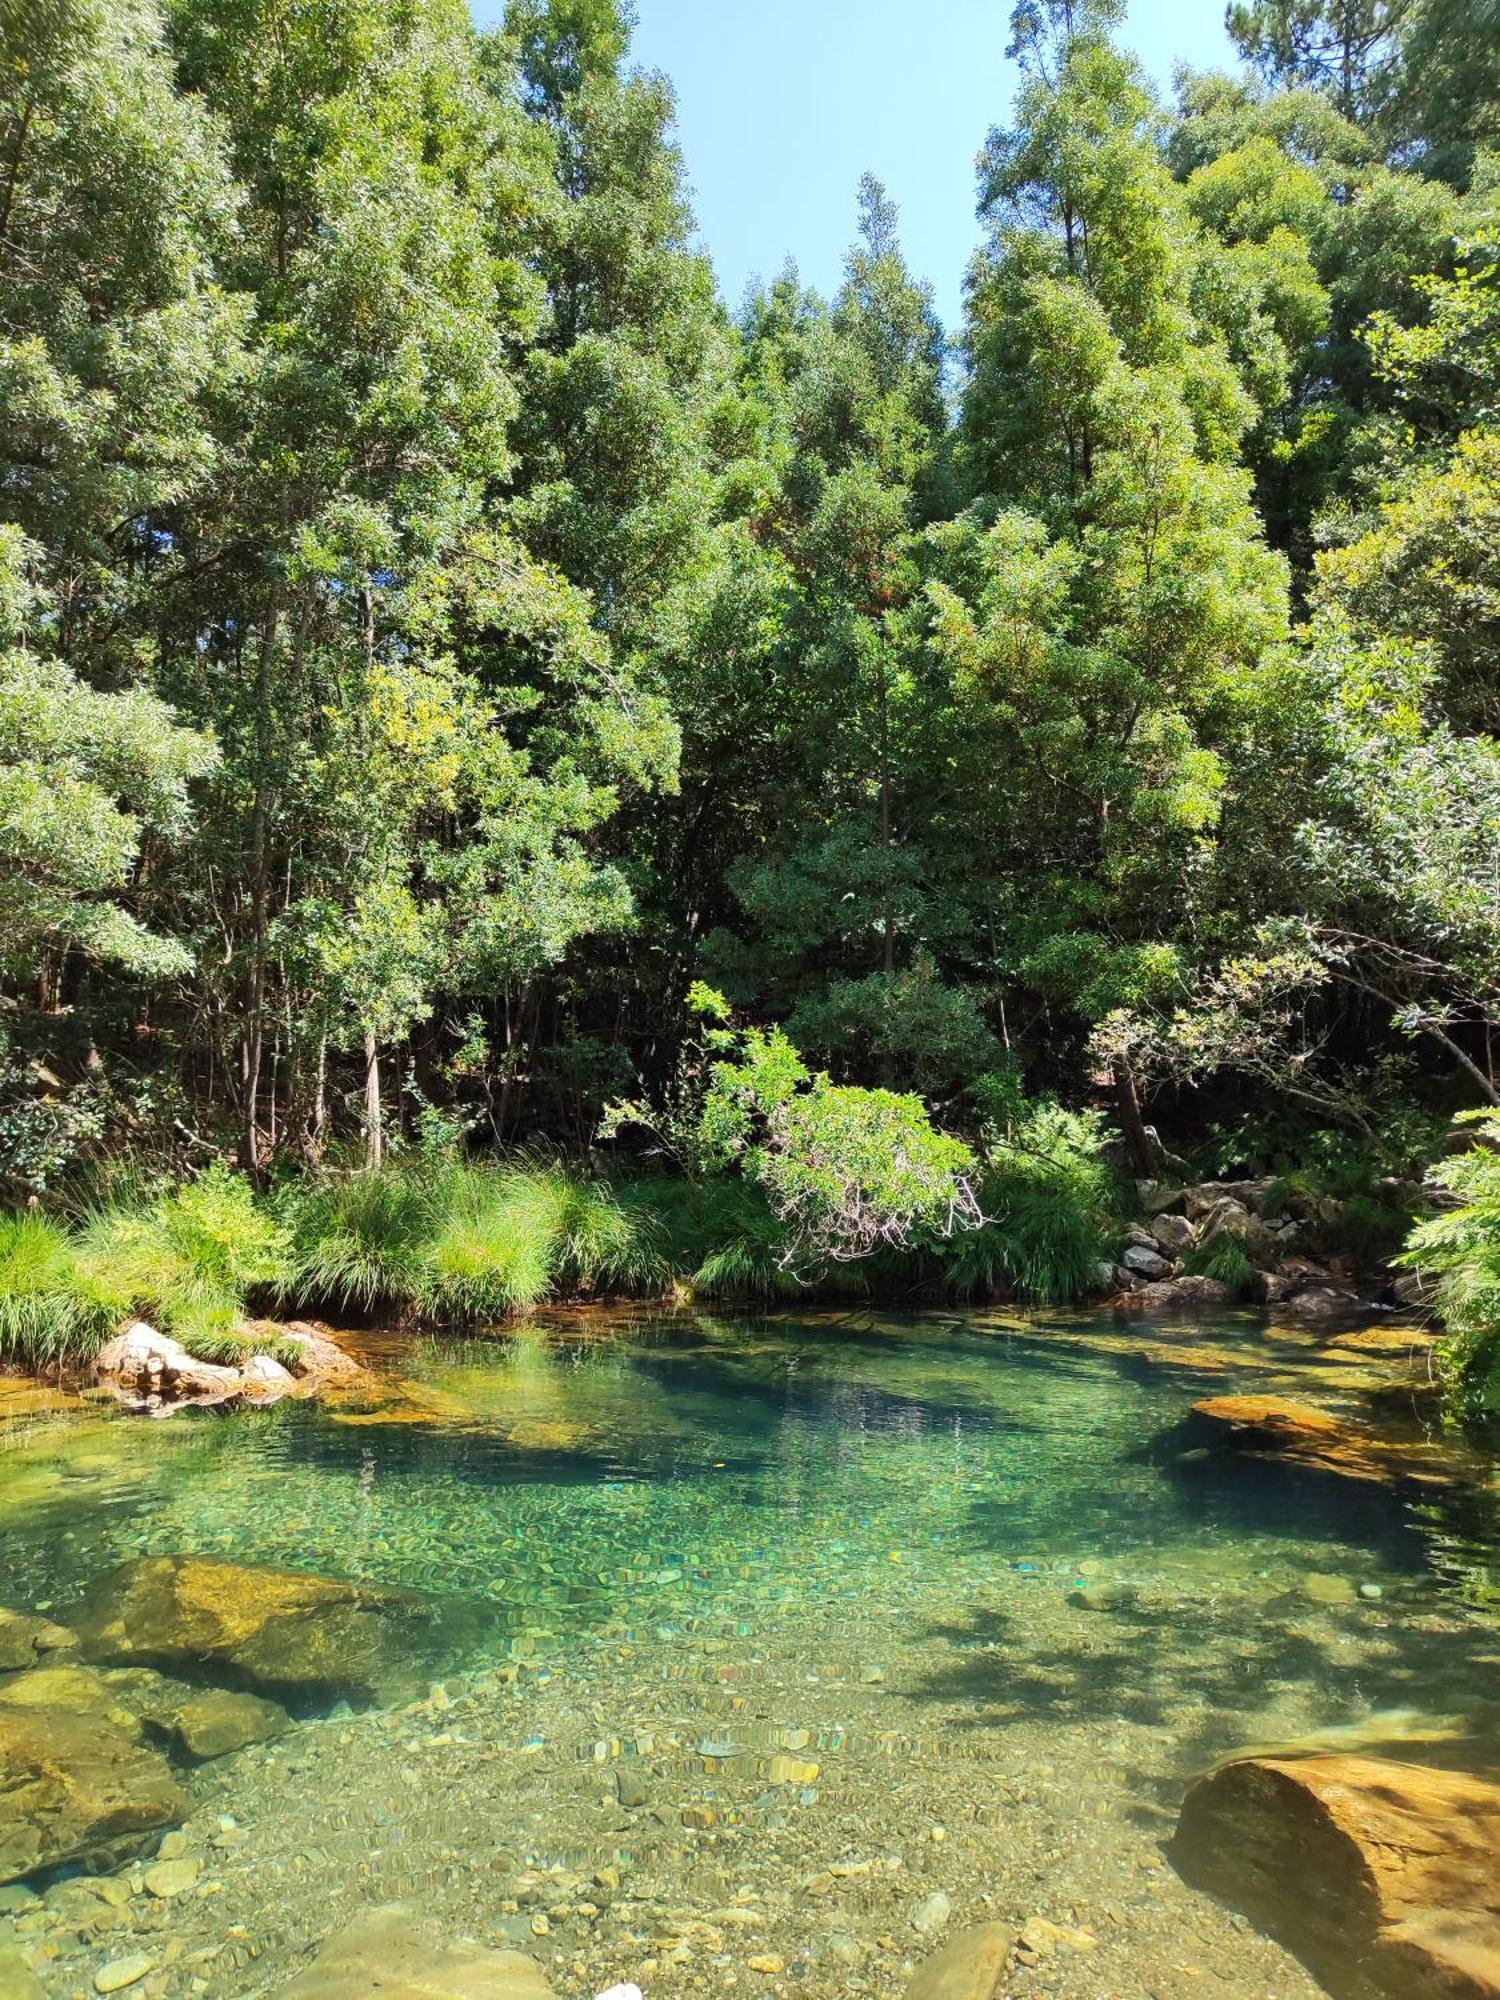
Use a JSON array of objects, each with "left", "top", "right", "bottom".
[
  {"left": 1173, "top": 1754, "right": 1500, "bottom": 1998},
  {"left": 95, "top": 1321, "right": 354, "bottom": 1412},
  {"left": 273, "top": 1906, "right": 555, "bottom": 1998},
  {"left": 96, "top": 1322, "right": 256, "bottom": 1409},
  {"left": 71, "top": 1555, "right": 470, "bottom": 1709},
  {"left": 0, "top": 1704, "right": 186, "bottom": 1883}
]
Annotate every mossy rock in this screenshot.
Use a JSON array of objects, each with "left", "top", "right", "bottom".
[
  {"left": 0, "top": 1704, "right": 187, "bottom": 1884},
  {"left": 72, "top": 1555, "right": 474, "bottom": 1709}
]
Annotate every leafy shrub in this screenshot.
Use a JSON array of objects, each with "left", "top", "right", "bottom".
[
  {"left": 1400, "top": 1111, "right": 1500, "bottom": 1416},
  {"left": 963, "top": 1101, "right": 1123, "bottom": 1303}
]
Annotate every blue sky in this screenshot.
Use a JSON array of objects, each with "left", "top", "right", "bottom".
[{"left": 472, "top": 2, "right": 1241, "bottom": 330}]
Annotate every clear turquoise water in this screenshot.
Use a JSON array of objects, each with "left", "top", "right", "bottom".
[{"left": 1, "top": 1308, "right": 1497, "bottom": 1998}]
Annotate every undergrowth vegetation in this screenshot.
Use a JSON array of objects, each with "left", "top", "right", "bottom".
[
  {"left": 0, "top": 1102, "right": 1133, "bottom": 1365},
  {"left": 1401, "top": 1112, "right": 1500, "bottom": 1419}
]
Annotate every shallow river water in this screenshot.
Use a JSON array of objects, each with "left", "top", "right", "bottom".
[{"left": 2, "top": 1306, "right": 1499, "bottom": 1999}]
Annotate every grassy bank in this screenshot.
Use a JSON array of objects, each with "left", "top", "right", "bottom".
[{"left": 0, "top": 1130, "right": 1126, "bottom": 1371}]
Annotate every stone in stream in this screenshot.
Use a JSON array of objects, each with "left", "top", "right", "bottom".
[
  {"left": 141, "top": 1855, "right": 199, "bottom": 1898},
  {"left": 904, "top": 1922, "right": 1016, "bottom": 1999},
  {"left": 71, "top": 1555, "right": 474, "bottom": 1709},
  {"left": 613, "top": 1765, "right": 649, "bottom": 1809},
  {"left": 166, "top": 1687, "right": 290, "bottom": 1761},
  {"left": 1173, "top": 1752, "right": 1500, "bottom": 1998},
  {"left": 0, "top": 1942, "right": 44, "bottom": 1998},
  {"left": 0, "top": 1705, "right": 186, "bottom": 1884},
  {"left": 92, "top": 1957, "right": 156, "bottom": 1994},
  {"left": 0, "top": 1608, "right": 78, "bottom": 1673},
  {"left": 1119, "top": 1275, "right": 1232, "bottom": 1311},
  {"left": 271, "top": 1905, "right": 556, "bottom": 1998},
  {"left": 911, "top": 1889, "right": 953, "bottom": 1935}
]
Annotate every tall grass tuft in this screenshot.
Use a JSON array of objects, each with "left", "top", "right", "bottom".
[
  {"left": 0, "top": 1213, "right": 126, "bottom": 1367},
  {"left": 280, "top": 1169, "right": 433, "bottom": 1314},
  {"left": 1182, "top": 1232, "right": 1257, "bottom": 1297},
  {"left": 953, "top": 1102, "right": 1122, "bottom": 1303},
  {"left": 79, "top": 1163, "right": 290, "bottom": 1348}
]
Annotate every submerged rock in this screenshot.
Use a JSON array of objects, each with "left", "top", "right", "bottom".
[
  {"left": 1188, "top": 1394, "right": 1450, "bottom": 1489},
  {"left": 272, "top": 1905, "right": 556, "bottom": 1998},
  {"left": 0, "top": 1608, "right": 78, "bottom": 1673},
  {"left": 1173, "top": 1753, "right": 1500, "bottom": 1998},
  {"left": 166, "top": 1687, "right": 290, "bottom": 1761},
  {"left": 0, "top": 1704, "right": 186, "bottom": 1883},
  {"left": 72, "top": 1554, "right": 470, "bottom": 1708},
  {"left": 904, "top": 1921, "right": 1015, "bottom": 1999}
]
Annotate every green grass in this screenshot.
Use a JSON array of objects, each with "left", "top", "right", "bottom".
[
  {"left": 0, "top": 1213, "right": 125, "bottom": 1368},
  {"left": 280, "top": 1169, "right": 433, "bottom": 1314},
  {"left": 0, "top": 1130, "right": 1127, "bottom": 1369},
  {"left": 1181, "top": 1232, "right": 1257, "bottom": 1296}
]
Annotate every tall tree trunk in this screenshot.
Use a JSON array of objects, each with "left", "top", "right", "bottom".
[
  {"left": 1113, "top": 1063, "right": 1160, "bottom": 1179},
  {"left": 364, "top": 1031, "right": 383, "bottom": 1170},
  {"left": 243, "top": 593, "right": 283, "bottom": 1176}
]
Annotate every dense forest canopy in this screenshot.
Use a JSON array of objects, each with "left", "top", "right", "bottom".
[{"left": 2, "top": 0, "right": 1498, "bottom": 1218}]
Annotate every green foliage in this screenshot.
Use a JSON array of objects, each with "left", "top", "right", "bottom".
[
  {"left": 967, "top": 1101, "right": 1123, "bottom": 1303},
  {"left": 1401, "top": 1112, "right": 1500, "bottom": 1414},
  {"left": 80, "top": 1164, "right": 289, "bottom": 1346},
  {"left": 611, "top": 994, "right": 982, "bottom": 1274},
  {"left": 0, "top": 1213, "right": 124, "bottom": 1367},
  {"left": 2, "top": 0, "right": 1499, "bottom": 1230},
  {"left": 282, "top": 1170, "right": 436, "bottom": 1315},
  {"left": 1182, "top": 1233, "right": 1258, "bottom": 1296}
]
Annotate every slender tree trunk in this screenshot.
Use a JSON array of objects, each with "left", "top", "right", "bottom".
[
  {"left": 878, "top": 655, "right": 894, "bottom": 978},
  {"left": 364, "top": 1030, "right": 383, "bottom": 1170},
  {"left": 1113, "top": 1063, "right": 1160, "bottom": 1179},
  {"left": 243, "top": 593, "right": 283, "bottom": 1175},
  {"left": 309, "top": 1034, "right": 328, "bottom": 1163}
]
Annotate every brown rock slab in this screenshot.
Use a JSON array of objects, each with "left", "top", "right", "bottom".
[
  {"left": 905, "top": 1921, "right": 1015, "bottom": 1999},
  {"left": 72, "top": 1555, "right": 472, "bottom": 1708},
  {"left": 272, "top": 1906, "right": 556, "bottom": 1998},
  {"left": 0, "top": 1704, "right": 187, "bottom": 1884},
  {"left": 1190, "top": 1394, "right": 1450, "bottom": 1488},
  {"left": 1173, "top": 1753, "right": 1500, "bottom": 1998}
]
